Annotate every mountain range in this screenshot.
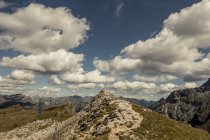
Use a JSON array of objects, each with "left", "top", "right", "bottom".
[
  {"left": 0, "top": 93, "right": 155, "bottom": 113},
  {"left": 0, "top": 90, "right": 209, "bottom": 140}
]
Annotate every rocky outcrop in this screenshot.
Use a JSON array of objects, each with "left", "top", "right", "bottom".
[
  {"left": 150, "top": 79, "right": 210, "bottom": 132},
  {"left": 59, "top": 90, "right": 143, "bottom": 140},
  {"left": 0, "top": 90, "right": 143, "bottom": 140}
]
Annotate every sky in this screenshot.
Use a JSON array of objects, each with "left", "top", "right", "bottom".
[{"left": 0, "top": 0, "right": 209, "bottom": 100}]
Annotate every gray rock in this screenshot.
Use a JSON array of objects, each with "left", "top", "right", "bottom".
[{"left": 150, "top": 79, "right": 210, "bottom": 132}]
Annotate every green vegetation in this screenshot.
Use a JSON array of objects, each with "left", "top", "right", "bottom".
[
  {"left": 131, "top": 104, "right": 210, "bottom": 140},
  {"left": 37, "top": 105, "right": 71, "bottom": 121},
  {"left": 0, "top": 105, "right": 72, "bottom": 132}
]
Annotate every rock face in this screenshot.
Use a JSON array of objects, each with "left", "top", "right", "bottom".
[
  {"left": 0, "top": 90, "right": 143, "bottom": 140},
  {"left": 150, "top": 79, "right": 210, "bottom": 132}
]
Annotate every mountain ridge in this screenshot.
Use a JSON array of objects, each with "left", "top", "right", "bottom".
[
  {"left": 150, "top": 79, "right": 210, "bottom": 132},
  {"left": 0, "top": 93, "right": 155, "bottom": 112},
  {"left": 0, "top": 90, "right": 209, "bottom": 140}
]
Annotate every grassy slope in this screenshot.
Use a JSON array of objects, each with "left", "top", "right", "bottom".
[
  {"left": 0, "top": 105, "right": 72, "bottom": 132},
  {"left": 131, "top": 104, "right": 210, "bottom": 140}
]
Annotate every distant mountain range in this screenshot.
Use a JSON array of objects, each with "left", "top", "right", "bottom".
[
  {"left": 0, "top": 94, "right": 34, "bottom": 109},
  {"left": 0, "top": 93, "right": 155, "bottom": 113},
  {"left": 151, "top": 78, "right": 210, "bottom": 132},
  {"left": 0, "top": 94, "right": 93, "bottom": 113},
  {"left": 119, "top": 96, "right": 155, "bottom": 107}
]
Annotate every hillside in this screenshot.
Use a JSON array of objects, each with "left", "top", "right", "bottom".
[
  {"left": 0, "top": 90, "right": 209, "bottom": 140},
  {"left": 151, "top": 79, "right": 210, "bottom": 132},
  {"left": 0, "top": 104, "right": 75, "bottom": 132}
]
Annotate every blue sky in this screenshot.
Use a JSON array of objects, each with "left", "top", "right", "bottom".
[{"left": 0, "top": 0, "right": 209, "bottom": 100}]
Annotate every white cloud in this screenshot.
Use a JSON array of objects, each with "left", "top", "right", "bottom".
[
  {"left": 39, "top": 86, "right": 61, "bottom": 93},
  {"left": 0, "top": 71, "right": 35, "bottom": 95},
  {"left": 49, "top": 75, "right": 63, "bottom": 85},
  {"left": 94, "top": 0, "right": 210, "bottom": 81},
  {"left": 68, "top": 83, "right": 97, "bottom": 90},
  {"left": 0, "top": 49, "right": 84, "bottom": 73},
  {"left": 183, "top": 82, "right": 198, "bottom": 88},
  {"left": 115, "top": 1, "right": 124, "bottom": 17},
  {"left": 0, "top": 76, "right": 34, "bottom": 85},
  {"left": 164, "top": 0, "right": 210, "bottom": 39},
  {"left": 62, "top": 69, "right": 115, "bottom": 83},
  {"left": 9, "top": 70, "right": 34, "bottom": 82},
  {"left": 0, "top": 3, "right": 90, "bottom": 54},
  {"left": 93, "top": 56, "right": 141, "bottom": 75},
  {"left": 159, "top": 83, "right": 178, "bottom": 94},
  {"left": 0, "top": 86, "right": 24, "bottom": 92},
  {"left": 110, "top": 81, "right": 156, "bottom": 91},
  {"left": 133, "top": 74, "right": 177, "bottom": 83},
  {"left": 158, "top": 82, "right": 198, "bottom": 94}
]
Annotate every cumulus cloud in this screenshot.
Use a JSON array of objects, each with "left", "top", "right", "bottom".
[
  {"left": 0, "top": 3, "right": 90, "bottom": 54},
  {"left": 133, "top": 74, "right": 177, "bottom": 83},
  {"left": 93, "top": 56, "right": 141, "bottom": 75},
  {"left": 109, "top": 81, "right": 156, "bottom": 91},
  {"left": 183, "top": 82, "right": 198, "bottom": 88},
  {"left": 158, "top": 83, "right": 178, "bottom": 94},
  {"left": 9, "top": 70, "right": 34, "bottom": 82},
  {"left": 158, "top": 82, "right": 198, "bottom": 94},
  {"left": 0, "top": 86, "right": 25, "bottom": 95},
  {"left": 49, "top": 75, "right": 63, "bottom": 85},
  {"left": 94, "top": 0, "right": 210, "bottom": 81},
  {"left": 68, "top": 83, "right": 97, "bottom": 90},
  {"left": 0, "top": 70, "right": 35, "bottom": 95},
  {"left": 0, "top": 49, "right": 84, "bottom": 73},
  {"left": 39, "top": 86, "right": 61, "bottom": 93},
  {"left": 62, "top": 69, "right": 115, "bottom": 83},
  {"left": 0, "top": 76, "right": 34, "bottom": 85}
]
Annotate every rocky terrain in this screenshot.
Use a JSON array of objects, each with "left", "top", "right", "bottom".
[
  {"left": 151, "top": 78, "right": 210, "bottom": 132},
  {"left": 0, "top": 90, "right": 209, "bottom": 140}
]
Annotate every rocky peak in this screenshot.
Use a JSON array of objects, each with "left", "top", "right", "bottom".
[
  {"left": 94, "top": 90, "right": 115, "bottom": 100},
  {"left": 151, "top": 79, "right": 210, "bottom": 132},
  {"left": 58, "top": 91, "right": 143, "bottom": 139},
  {"left": 200, "top": 78, "right": 210, "bottom": 89}
]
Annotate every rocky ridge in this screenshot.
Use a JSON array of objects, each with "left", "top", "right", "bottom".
[
  {"left": 0, "top": 90, "right": 143, "bottom": 140},
  {"left": 150, "top": 78, "right": 210, "bottom": 132}
]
